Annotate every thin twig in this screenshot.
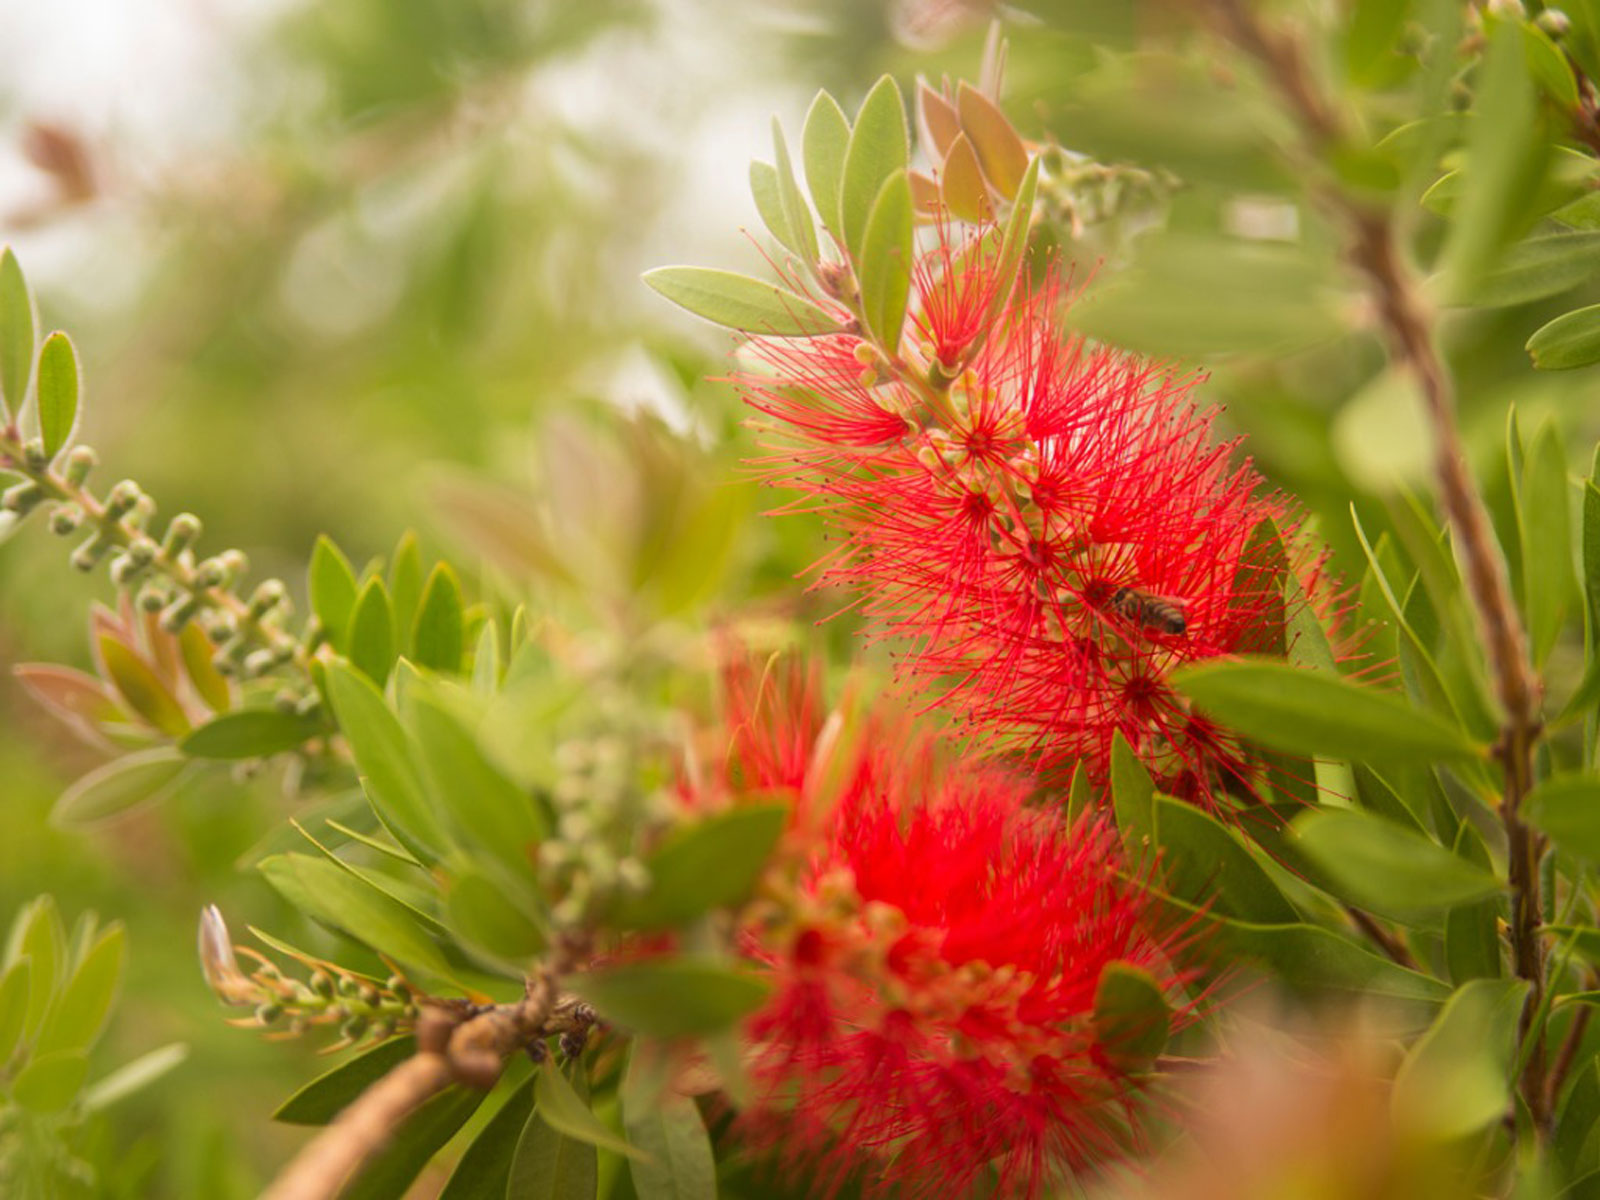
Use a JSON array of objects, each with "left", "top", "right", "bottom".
[
  {"left": 1345, "top": 904, "right": 1417, "bottom": 971},
  {"left": 1194, "top": 0, "right": 1549, "bottom": 1129}
]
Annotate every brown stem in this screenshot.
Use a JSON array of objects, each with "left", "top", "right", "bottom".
[
  {"left": 1345, "top": 904, "right": 1417, "bottom": 971},
  {"left": 1546, "top": 1000, "right": 1595, "bottom": 1116},
  {"left": 1195, "top": 0, "right": 1549, "bottom": 1131},
  {"left": 261, "top": 962, "right": 586, "bottom": 1200}
]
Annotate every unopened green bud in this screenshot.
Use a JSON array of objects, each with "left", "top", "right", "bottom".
[
  {"left": 49, "top": 503, "right": 83, "bottom": 535},
  {"left": 219, "top": 548, "right": 249, "bottom": 579},
  {"left": 104, "top": 479, "right": 143, "bottom": 520},
  {"left": 193, "top": 557, "right": 229, "bottom": 590},
  {"left": 273, "top": 688, "right": 300, "bottom": 713},
  {"left": 23, "top": 438, "right": 48, "bottom": 472},
  {"left": 71, "top": 532, "right": 114, "bottom": 572},
  {"left": 340, "top": 1014, "right": 370, "bottom": 1041},
  {"left": 110, "top": 553, "right": 149, "bottom": 587},
  {"left": 136, "top": 583, "right": 168, "bottom": 613},
  {"left": 310, "top": 971, "right": 335, "bottom": 998},
  {"left": 207, "top": 613, "right": 238, "bottom": 643},
  {"left": 337, "top": 975, "right": 363, "bottom": 999},
  {"left": 2, "top": 481, "right": 44, "bottom": 516},
  {"left": 159, "top": 594, "right": 202, "bottom": 633},
  {"left": 162, "top": 513, "right": 202, "bottom": 558},
  {"left": 249, "top": 579, "right": 287, "bottom": 619},
  {"left": 255, "top": 1002, "right": 284, "bottom": 1026},
  {"left": 129, "top": 494, "right": 156, "bottom": 531},
  {"left": 294, "top": 691, "right": 322, "bottom": 719},
  {"left": 384, "top": 975, "right": 407, "bottom": 995},
  {"left": 1537, "top": 9, "right": 1571, "bottom": 37},
  {"left": 63, "top": 445, "right": 97, "bottom": 487},
  {"left": 370, "top": 1019, "right": 395, "bottom": 1041},
  {"left": 242, "top": 649, "right": 277, "bottom": 678}
]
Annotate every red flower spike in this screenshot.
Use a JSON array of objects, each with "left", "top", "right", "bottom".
[
  {"left": 737, "top": 227, "right": 1341, "bottom": 809},
  {"left": 703, "top": 662, "right": 1193, "bottom": 1199}
]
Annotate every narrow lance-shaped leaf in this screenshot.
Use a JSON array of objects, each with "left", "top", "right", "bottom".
[
  {"left": 274, "top": 1036, "right": 418, "bottom": 1125},
  {"left": 749, "top": 162, "right": 800, "bottom": 257},
  {"left": 35, "top": 925, "right": 124, "bottom": 1057},
  {"left": 0, "top": 247, "right": 34, "bottom": 419},
  {"left": 984, "top": 155, "right": 1040, "bottom": 325},
  {"left": 802, "top": 90, "right": 851, "bottom": 239},
  {"left": 1528, "top": 303, "right": 1600, "bottom": 370},
  {"left": 309, "top": 536, "right": 359, "bottom": 655},
  {"left": 347, "top": 577, "right": 396, "bottom": 686},
  {"left": 611, "top": 803, "right": 788, "bottom": 931},
  {"left": 624, "top": 1049, "right": 715, "bottom": 1200},
  {"left": 52, "top": 748, "right": 188, "bottom": 829},
  {"left": 411, "top": 562, "right": 465, "bottom": 672},
  {"left": 569, "top": 960, "right": 769, "bottom": 1039},
  {"left": 1294, "top": 808, "right": 1504, "bottom": 919},
  {"left": 643, "top": 267, "right": 841, "bottom": 338},
  {"left": 858, "top": 170, "right": 913, "bottom": 352},
  {"left": 510, "top": 1065, "right": 599, "bottom": 1200},
  {"left": 1526, "top": 775, "right": 1600, "bottom": 864},
  {"left": 840, "top": 76, "right": 909, "bottom": 260},
  {"left": 955, "top": 81, "right": 1028, "bottom": 201},
  {"left": 1091, "top": 962, "right": 1170, "bottom": 1070},
  {"left": 181, "top": 709, "right": 318, "bottom": 760},
  {"left": 1520, "top": 421, "right": 1575, "bottom": 667},
  {"left": 534, "top": 1058, "right": 648, "bottom": 1160},
  {"left": 772, "top": 119, "right": 820, "bottom": 268},
  {"left": 940, "top": 133, "right": 992, "bottom": 225},
  {"left": 35, "top": 331, "right": 79, "bottom": 459},
  {"left": 98, "top": 635, "right": 190, "bottom": 738}
]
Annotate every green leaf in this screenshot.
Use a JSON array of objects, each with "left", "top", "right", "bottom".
[
  {"left": 309, "top": 536, "right": 359, "bottom": 655},
  {"left": 274, "top": 1037, "right": 418, "bottom": 1125},
  {"left": 98, "top": 635, "right": 190, "bottom": 738},
  {"left": 510, "top": 1065, "right": 599, "bottom": 1200},
  {"left": 1440, "top": 19, "right": 1552, "bottom": 298},
  {"left": 411, "top": 562, "right": 465, "bottom": 672},
  {"left": 179, "top": 622, "right": 232, "bottom": 714},
  {"left": 535, "top": 1059, "right": 647, "bottom": 1160},
  {"left": 643, "top": 267, "right": 840, "bottom": 338},
  {"left": 802, "top": 90, "right": 851, "bottom": 239},
  {"left": 181, "top": 709, "right": 317, "bottom": 760},
  {"left": 0, "top": 959, "right": 31, "bottom": 1065},
  {"left": 1220, "top": 918, "right": 1451, "bottom": 1003},
  {"left": 840, "top": 76, "right": 909, "bottom": 260},
  {"left": 1153, "top": 797, "right": 1298, "bottom": 923},
  {"left": 446, "top": 869, "right": 547, "bottom": 963},
  {"left": 1294, "top": 809, "right": 1503, "bottom": 918},
  {"left": 1556, "top": 1059, "right": 1600, "bottom": 1180},
  {"left": 35, "top": 331, "right": 79, "bottom": 459},
  {"left": 439, "top": 1075, "right": 537, "bottom": 1199},
  {"left": 1091, "top": 962, "right": 1170, "bottom": 1069},
  {"left": 858, "top": 171, "right": 913, "bottom": 351},
  {"left": 1110, "top": 731, "right": 1156, "bottom": 862},
  {"left": 347, "top": 576, "right": 396, "bottom": 686},
  {"left": 939, "top": 134, "right": 993, "bottom": 224},
  {"left": 1173, "top": 659, "right": 1484, "bottom": 763},
  {"left": 9, "top": 896, "right": 65, "bottom": 1042},
  {"left": 0, "top": 247, "right": 34, "bottom": 419},
  {"left": 12, "top": 1048, "right": 89, "bottom": 1113},
  {"left": 258, "top": 854, "right": 455, "bottom": 981},
  {"left": 612, "top": 803, "right": 787, "bottom": 932},
  {"left": 471, "top": 620, "right": 501, "bottom": 696},
  {"left": 1586, "top": 451, "right": 1600, "bottom": 628},
  {"left": 1465, "top": 232, "right": 1600, "bottom": 307},
  {"left": 1394, "top": 978, "right": 1528, "bottom": 1139},
  {"left": 623, "top": 1051, "right": 715, "bottom": 1200},
  {"left": 323, "top": 660, "right": 446, "bottom": 862},
  {"left": 1444, "top": 823, "right": 1502, "bottom": 984},
  {"left": 986, "top": 155, "right": 1040, "bottom": 324},
  {"left": 341, "top": 1085, "right": 485, "bottom": 1200},
  {"left": 772, "top": 119, "right": 820, "bottom": 267},
  {"left": 408, "top": 691, "right": 544, "bottom": 881},
  {"left": 569, "top": 960, "right": 769, "bottom": 1038},
  {"left": 1527, "top": 775, "right": 1600, "bottom": 863},
  {"left": 82, "top": 1042, "right": 189, "bottom": 1113},
  {"left": 35, "top": 925, "right": 123, "bottom": 1057},
  {"left": 1345, "top": 0, "right": 1413, "bottom": 84},
  {"left": 749, "top": 162, "right": 799, "bottom": 256},
  {"left": 1527, "top": 304, "right": 1600, "bottom": 369},
  {"left": 52, "top": 748, "right": 188, "bottom": 829},
  {"left": 1521, "top": 420, "right": 1576, "bottom": 667}
]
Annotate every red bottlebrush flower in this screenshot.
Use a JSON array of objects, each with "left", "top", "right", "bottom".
[
  {"left": 706, "top": 659, "right": 1191, "bottom": 1199},
  {"left": 737, "top": 230, "right": 1336, "bottom": 808}
]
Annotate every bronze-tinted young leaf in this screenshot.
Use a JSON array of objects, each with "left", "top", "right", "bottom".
[
  {"left": 569, "top": 960, "right": 769, "bottom": 1039},
  {"left": 858, "top": 171, "right": 913, "bottom": 352},
  {"left": 917, "top": 80, "right": 960, "bottom": 159},
  {"left": 939, "top": 133, "right": 992, "bottom": 224},
  {"left": 274, "top": 1036, "right": 417, "bottom": 1125},
  {"left": 439, "top": 1075, "right": 536, "bottom": 1199},
  {"left": 309, "top": 535, "right": 359, "bottom": 655},
  {"left": 52, "top": 748, "right": 187, "bottom": 829},
  {"left": 177, "top": 623, "right": 231, "bottom": 714},
  {"left": 802, "top": 90, "right": 851, "bottom": 239},
  {"left": 840, "top": 76, "right": 909, "bottom": 260},
  {"left": 181, "top": 709, "right": 317, "bottom": 760},
  {"left": 15, "top": 664, "right": 125, "bottom": 729},
  {"left": 97, "top": 635, "right": 189, "bottom": 738},
  {"left": 907, "top": 169, "right": 940, "bottom": 216},
  {"left": 1091, "top": 961, "right": 1170, "bottom": 1070},
  {"left": 412, "top": 562, "right": 465, "bottom": 672},
  {"left": 35, "top": 331, "right": 78, "bottom": 459},
  {"left": 955, "top": 81, "right": 1028, "bottom": 202},
  {"left": 611, "top": 803, "right": 788, "bottom": 932},
  {"left": 347, "top": 577, "right": 396, "bottom": 686},
  {"left": 0, "top": 247, "right": 34, "bottom": 419},
  {"left": 643, "top": 267, "right": 840, "bottom": 337}
]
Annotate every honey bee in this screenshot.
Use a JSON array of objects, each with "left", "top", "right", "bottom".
[{"left": 1105, "top": 586, "right": 1187, "bottom": 636}]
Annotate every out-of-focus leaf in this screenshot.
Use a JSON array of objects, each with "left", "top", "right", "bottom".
[
  {"left": 439, "top": 1075, "right": 537, "bottom": 1199},
  {"left": 536, "top": 1060, "right": 646, "bottom": 1160},
  {"left": 388, "top": 531, "right": 424, "bottom": 648},
  {"left": 0, "top": 246, "right": 34, "bottom": 419},
  {"left": 181, "top": 709, "right": 317, "bottom": 760},
  {"left": 1091, "top": 961, "right": 1170, "bottom": 1070},
  {"left": 772, "top": 119, "right": 820, "bottom": 268},
  {"left": 471, "top": 620, "right": 501, "bottom": 696},
  {"left": 749, "top": 161, "right": 799, "bottom": 256},
  {"left": 347, "top": 577, "right": 396, "bottom": 686},
  {"left": 955, "top": 81, "right": 1027, "bottom": 200},
  {"left": 98, "top": 634, "right": 189, "bottom": 737},
  {"left": 12, "top": 1048, "right": 88, "bottom": 1113},
  {"left": 14, "top": 664, "right": 123, "bottom": 728},
  {"left": 858, "top": 171, "right": 913, "bottom": 351},
  {"left": 624, "top": 1049, "right": 714, "bottom": 1200},
  {"left": 1332, "top": 368, "right": 1432, "bottom": 491},
  {"left": 840, "top": 76, "right": 909, "bottom": 260},
  {"left": 82, "top": 1042, "right": 188, "bottom": 1112},
  {"left": 643, "top": 267, "right": 839, "bottom": 337},
  {"left": 1444, "top": 823, "right": 1502, "bottom": 984},
  {"left": 1528, "top": 303, "right": 1600, "bottom": 369},
  {"left": 309, "top": 536, "right": 359, "bottom": 655},
  {"left": 569, "top": 961, "right": 769, "bottom": 1038},
  {"left": 1216, "top": 917, "right": 1451, "bottom": 1003},
  {"left": 1556, "top": 1058, "right": 1600, "bottom": 1180},
  {"left": 1463, "top": 232, "right": 1600, "bottom": 307},
  {"left": 940, "top": 133, "right": 992, "bottom": 224},
  {"left": 1154, "top": 797, "right": 1297, "bottom": 923},
  {"left": 1174, "top": 659, "right": 1484, "bottom": 763},
  {"left": 1520, "top": 420, "right": 1576, "bottom": 667},
  {"left": 178, "top": 622, "right": 231, "bottom": 713},
  {"left": 611, "top": 803, "right": 788, "bottom": 932},
  {"left": 408, "top": 691, "right": 544, "bottom": 880},
  {"left": 35, "top": 924, "right": 123, "bottom": 1057},
  {"left": 9, "top": 896, "right": 64, "bottom": 1041},
  {"left": 446, "top": 869, "right": 546, "bottom": 964},
  {"left": 411, "top": 562, "right": 465, "bottom": 672},
  {"left": 1527, "top": 775, "right": 1600, "bottom": 863},
  {"left": 341, "top": 1085, "right": 485, "bottom": 1200},
  {"left": 323, "top": 660, "right": 446, "bottom": 862},
  {"left": 35, "top": 330, "right": 79, "bottom": 459},
  {"left": 1110, "top": 731, "right": 1156, "bottom": 862},
  {"left": 1523, "top": 21, "right": 1580, "bottom": 107},
  {"left": 1394, "top": 978, "right": 1527, "bottom": 1139},
  {"left": 258, "top": 854, "right": 455, "bottom": 980},
  {"left": 917, "top": 81, "right": 960, "bottom": 158},
  {"left": 511, "top": 1064, "right": 598, "bottom": 1200},
  {"left": 1294, "top": 809, "right": 1503, "bottom": 918},
  {"left": 802, "top": 90, "right": 851, "bottom": 239},
  {"left": 0, "top": 959, "right": 31, "bottom": 1065},
  {"left": 52, "top": 748, "right": 188, "bottom": 829},
  {"left": 988, "top": 154, "right": 1039, "bottom": 320},
  {"left": 1345, "top": 0, "right": 1413, "bottom": 84},
  {"left": 274, "top": 1037, "right": 417, "bottom": 1125}
]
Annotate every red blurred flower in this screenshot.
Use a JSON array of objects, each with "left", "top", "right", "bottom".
[
  {"left": 707, "top": 658, "right": 1190, "bottom": 1198},
  {"left": 737, "top": 231, "right": 1336, "bottom": 807}
]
